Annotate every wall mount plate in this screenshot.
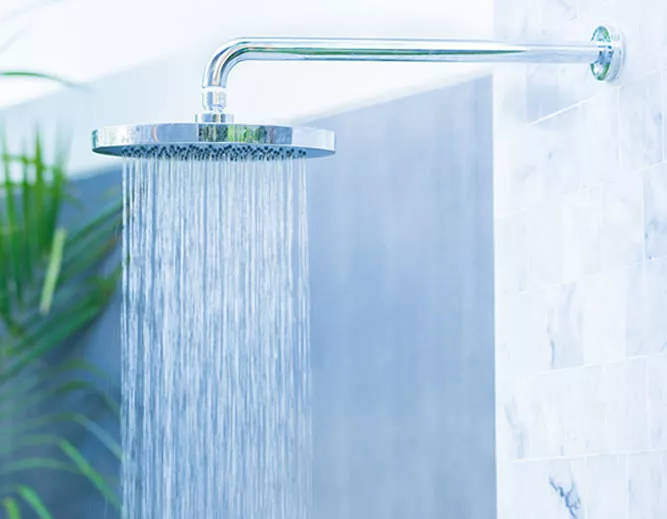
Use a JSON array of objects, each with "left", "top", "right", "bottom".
[{"left": 590, "top": 25, "right": 623, "bottom": 81}]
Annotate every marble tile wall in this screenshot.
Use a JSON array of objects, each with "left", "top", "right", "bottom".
[{"left": 494, "top": 0, "right": 667, "bottom": 516}]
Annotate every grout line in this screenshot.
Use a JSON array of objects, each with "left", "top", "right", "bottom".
[
  {"left": 661, "top": 71, "right": 666, "bottom": 165},
  {"left": 493, "top": 160, "right": 667, "bottom": 222},
  {"left": 527, "top": 97, "right": 590, "bottom": 127},
  {"left": 645, "top": 357, "right": 651, "bottom": 452},
  {"left": 602, "top": 361, "right": 609, "bottom": 458},
  {"left": 640, "top": 168, "right": 648, "bottom": 264},
  {"left": 496, "top": 350, "right": 665, "bottom": 385},
  {"left": 508, "top": 447, "right": 667, "bottom": 464},
  {"left": 584, "top": 453, "right": 589, "bottom": 519},
  {"left": 616, "top": 84, "right": 625, "bottom": 178},
  {"left": 495, "top": 232, "right": 667, "bottom": 300},
  {"left": 625, "top": 452, "right": 630, "bottom": 519}
]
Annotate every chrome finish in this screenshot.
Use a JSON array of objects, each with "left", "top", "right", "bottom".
[
  {"left": 194, "top": 111, "right": 235, "bottom": 123},
  {"left": 199, "top": 25, "right": 624, "bottom": 116},
  {"left": 92, "top": 123, "right": 335, "bottom": 159},
  {"left": 91, "top": 25, "right": 623, "bottom": 162},
  {"left": 590, "top": 26, "right": 623, "bottom": 81}
]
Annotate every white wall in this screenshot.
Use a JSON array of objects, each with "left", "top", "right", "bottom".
[
  {"left": 1, "top": 0, "right": 493, "bottom": 106},
  {"left": 0, "top": 0, "right": 493, "bottom": 174}
]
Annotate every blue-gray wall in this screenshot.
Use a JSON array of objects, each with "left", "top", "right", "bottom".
[
  {"left": 50, "top": 169, "right": 123, "bottom": 519},
  {"left": 308, "top": 76, "right": 495, "bottom": 518},
  {"left": 45, "top": 75, "right": 495, "bottom": 517}
]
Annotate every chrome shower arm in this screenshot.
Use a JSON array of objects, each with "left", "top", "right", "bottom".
[{"left": 198, "top": 27, "right": 622, "bottom": 120}]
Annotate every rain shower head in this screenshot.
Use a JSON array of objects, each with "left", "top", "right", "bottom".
[
  {"left": 91, "top": 26, "right": 622, "bottom": 161},
  {"left": 92, "top": 123, "right": 336, "bottom": 160}
]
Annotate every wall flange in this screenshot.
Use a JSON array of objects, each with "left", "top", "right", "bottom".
[{"left": 590, "top": 25, "right": 623, "bottom": 81}]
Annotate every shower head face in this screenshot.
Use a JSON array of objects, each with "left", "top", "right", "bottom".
[{"left": 92, "top": 123, "right": 335, "bottom": 160}]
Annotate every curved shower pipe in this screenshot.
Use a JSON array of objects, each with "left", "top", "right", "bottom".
[{"left": 195, "top": 26, "right": 623, "bottom": 123}]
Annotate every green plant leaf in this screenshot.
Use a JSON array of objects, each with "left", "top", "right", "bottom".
[
  {"left": 44, "top": 156, "right": 66, "bottom": 258},
  {"left": 0, "top": 71, "right": 77, "bottom": 89},
  {"left": 1, "top": 412, "right": 112, "bottom": 441},
  {"left": 0, "top": 487, "right": 53, "bottom": 519},
  {"left": 61, "top": 201, "right": 121, "bottom": 256},
  {"left": 1, "top": 133, "right": 23, "bottom": 307},
  {"left": 2, "top": 297, "right": 103, "bottom": 382},
  {"left": 2, "top": 496, "right": 21, "bottom": 519},
  {"left": 0, "top": 125, "right": 121, "bottom": 513},
  {"left": 0, "top": 458, "right": 79, "bottom": 475},
  {"left": 0, "top": 213, "right": 10, "bottom": 326},
  {"left": 16, "top": 487, "right": 53, "bottom": 519},
  {"left": 58, "top": 438, "right": 120, "bottom": 508},
  {"left": 33, "top": 129, "right": 45, "bottom": 253},
  {"left": 0, "top": 439, "right": 120, "bottom": 510},
  {"left": 20, "top": 141, "right": 34, "bottom": 289},
  {"left": 0, "top": 428, "right": 121, "bottom": 468},
  {"left": 0, "top": 380, "right": 118, "bottom": 423},
  {"left": 72, "top": 415, "right": 122, "bottom": 459},
  {"left": 0, "top": 412, "right": 122, "bottom": 456},
  {"left": 0, "top": 358, "right": 118, "bottom": 406},
  {"left": 39, "top": 227, "right": 66, "bottom": 314}
]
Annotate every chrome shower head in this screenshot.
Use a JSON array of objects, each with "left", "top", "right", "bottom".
[
  {"left": 92, "top": 27, "right": 623, "bottom": 161},
  {"left": 92, "top": 123, "right": 336, "bottom": 160}
]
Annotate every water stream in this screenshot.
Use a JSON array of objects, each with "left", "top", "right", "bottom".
[{"left": 121, "top": 157, "right": 312, "bottom": 518}]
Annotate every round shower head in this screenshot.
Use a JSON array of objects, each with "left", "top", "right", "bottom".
[{"left": 92, "top": 123, "right": 336, "bottom": 160}]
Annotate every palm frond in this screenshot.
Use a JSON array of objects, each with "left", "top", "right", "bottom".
[
  {"left": 0, "top": 71, "right": 78, "bottom": 89},
  {"left": 0, "top": 130, "right": 122, "bottom": 517}
]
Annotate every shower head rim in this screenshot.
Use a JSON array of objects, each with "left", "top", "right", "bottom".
[{"left": 92, "top": 122, "right": 336, "bottom": 159}]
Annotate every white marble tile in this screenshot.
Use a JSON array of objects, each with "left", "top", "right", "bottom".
[
  {"left": 618, "top": 74, "right": 663, "bottom": 174},
  {"left": 496, "top": 464, "right": 513, "bottom": 519},
  {"left": 533, "top": 374, "right": 567, "bottom": 458},
  {"left": 498, "top": 377, "right": 557, "bottom": 460},
  {"left": 495, "top": 212, "right": 528, "bottom": 294},
  {"left": 545, "top": 282, "right": 584, "bottom": 369},
  {"left": 495, "top": 0, "right": 667, "bottom": 514},
  {"left": 496, "top": 290, "right": 551, "bottom": 379},
  {"left": 562, "top": 188, "right": 602, "bottom": 282},
  {"left": 581, "top": 267, "right": 630, "bottom": 365},
  {"left": 643, "top": 163, "right": 667, "bottom": 260},
  {"left": 526, "top": 64, "right": 594, "bottom": 123},
  {"left": 494, "top": 114, "right": 525, "bottom": 217},
  {"left": 494, "top": 0, "right": 543, "bottom": 40},
  {"left": 535, "top": 106, "right": 584, "bottom": 199},
  {"left": 627, "top": 259, "right": 667, "bottom": 356},
  {"left": 602, "top": 359, "right": 648, "bottom": 452},
  {"left": 496, "top": 379, "right": 531, "bottom": 461},
  {"left": 546, "top": 459, "right": 587, "bottom": 519},
  {"left": 580, "top": 88, "right": 621, "bottom": 187},
  {"left": 526, "top": 203, "right": 563, "bottom": 289},
  {"left": 629, "top": 451, "right": 667, "bottom": 519},
  {"left": 499, "top": 368, "right": 604, "bottom": 460},
  {"left": 587, "top": 455, "right": 628, "bottom": 519},
  {"left": 602, "top": 179, "right": 643, "bottom": 268},
  {"left": 505, "top": 459, "right": 587, "bottom": 519},
  {"left": 647, "top": 355, "right": 667, "bottom": 449},
  {"left": 525, "top": 17, "right": 597, "bottom": 108},
  {"left": 559, "top": 367, "right": 605, "bottom": 456},
  {"left": 663, "top": 71, "right": 667, "bottom": 161},
  {"left": 506, "top": 124, "right": 549, "bottom": 210},
  {"left": 539, "top": 0, "right": 576, "bottom": 35},
  {"left": 494, "top": 65, "right": 529, "bottom": 126}
]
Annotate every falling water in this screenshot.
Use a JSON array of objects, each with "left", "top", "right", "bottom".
[{"left": 121, "top": 155, "right": 312, "bottom": 518}]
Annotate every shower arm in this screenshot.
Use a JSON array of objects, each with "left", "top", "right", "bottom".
[{"left": 196, "top": 26, "right": 623, "bottom": 122}]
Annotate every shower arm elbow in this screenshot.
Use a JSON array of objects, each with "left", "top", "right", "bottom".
[
  {"left": 199, "top": 39, "right": 259, "bottom": 121},
  {"left": 197, "top": 29, "right": 622, "bottom": 122}
]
